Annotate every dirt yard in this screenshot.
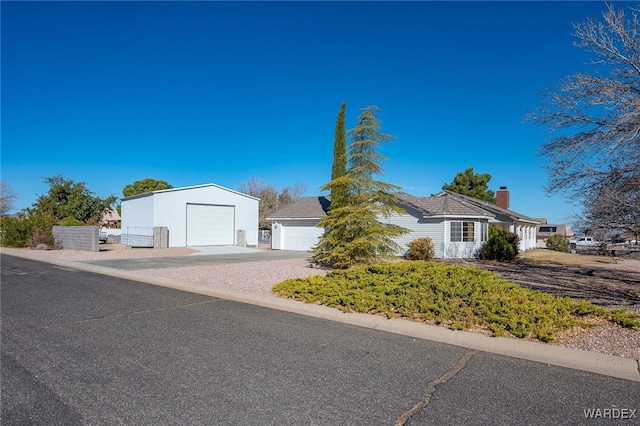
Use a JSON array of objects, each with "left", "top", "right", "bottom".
[
  {"left": 440, "top": 250, "right": 640, "bottom": 359},
  {"left": 444, "top": 250, "right": 640, "bottom": 315}
]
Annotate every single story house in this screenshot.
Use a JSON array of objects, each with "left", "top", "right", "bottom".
[
  {"left": 534, "top": 219, "right": 573, "bottom": 248},
  {"left": 121, "top": 183, "right": 259, "bottom": 248},
  {"left": 266, "top": 187, "right": 538, "bottom": 259},
  {"left": 100, "top": 208, "right": 121, "bottom": 229}
]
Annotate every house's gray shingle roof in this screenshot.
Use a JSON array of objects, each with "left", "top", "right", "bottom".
[
  {"left": 440, "top": 190, "right": 538, "bottom": 223},
  {"left": 267, "top": 191, "right": 538, "bottom": 224},
  {"left": 396, "top": 192, "right": 493, "bottom": 217},
  {"left": 266, "top": 196, "right": 330, "bottom": 220}
]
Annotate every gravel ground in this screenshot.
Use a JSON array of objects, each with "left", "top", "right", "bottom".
[
  {"left": 140, "top": 258, "right": 326, "bottom": 295},
  {"left": 2, "top": 245, "right": 638, "bottom": 360}
]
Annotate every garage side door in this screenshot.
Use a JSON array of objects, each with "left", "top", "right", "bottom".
[
  {"left": 282, "top": 222, "right": 324, "bottom": 251},
  {"left": 186, "top": 204, "right": 235, "bottom": 246}
]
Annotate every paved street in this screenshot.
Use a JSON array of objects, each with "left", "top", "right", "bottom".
[{"left": 2, "top": 254, "right": 639, "bottom": 425}]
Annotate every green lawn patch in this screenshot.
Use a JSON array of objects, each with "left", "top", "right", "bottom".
[{"left": 273, "top": 261, "right": 639, "bottom": 342}]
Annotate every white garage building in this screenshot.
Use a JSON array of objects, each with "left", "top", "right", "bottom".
[
  {"left": 266, "top": 196, "right": 330, "bottom": 251},
  {"left": 121, "top": 183, "right": 259, "bottom": 248}
]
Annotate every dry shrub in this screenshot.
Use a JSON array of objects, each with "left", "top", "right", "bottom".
[
  {"left": 27, "top": 227, "right": 56, "bottom": 249},
  {"left": 546, "top": 234, "right": 570, "bottom": 252},
  {"left": 406, "top": 237, "right": 436, "bottom": 261}
]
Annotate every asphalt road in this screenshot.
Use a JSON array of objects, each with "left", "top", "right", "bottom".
[{"left": 2, "top": 254, "right": 639, "bottom": 425}]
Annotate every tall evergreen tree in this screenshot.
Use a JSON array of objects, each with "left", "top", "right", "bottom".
[
  {"left": 442, "top": 167, "right": 496, "bottom": 202},
  {"left": 313, "top": 106, "right": 408, "bottom": 268},
  {"left": 330, "top": 102, "right": 347, "bottom": 206}
]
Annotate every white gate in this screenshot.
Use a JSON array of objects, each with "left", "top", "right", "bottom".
[{"left": 122, "top": 227, "right": 154, "bottom": 247}]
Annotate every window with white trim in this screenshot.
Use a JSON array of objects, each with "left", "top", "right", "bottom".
[
  {"left": 481, "top": 222, "right": 488, "bottom": 242},
  {"left": 451, "top": 221, "right": 475, "bottom": 242}
]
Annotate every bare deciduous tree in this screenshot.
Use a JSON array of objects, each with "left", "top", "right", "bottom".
[
  {"left": 0, "top": 181, "right": 17, "bottom": 216},
  {"left": 238, "top": 178, "right": 306, "bottom": 229},
  {"left": 528, "top": 4, "right": 640, "bottom": 214},
  {"left": 582, "top": 172, "right": 640, "bottom": 242},
  {"left": 278, "top": 182, "right": 306, "bottom": 207}
]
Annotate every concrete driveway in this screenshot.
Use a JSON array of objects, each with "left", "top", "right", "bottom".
[
  {"left": 187, "top": 245, "right": 265, "bottom": 255},
  {"left": 81, "top": 247, "right": 310, "bottom": 270}
]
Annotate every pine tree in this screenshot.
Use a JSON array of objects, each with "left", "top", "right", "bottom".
[
  {"left": 442, "top": 167, "right": 495, "bottom": 202},
  {"left": 330, "top": 102, "right": 347, "bottom": 206},
  {"left": 313, "top": 106, "right": 408, "bottom": 268}
]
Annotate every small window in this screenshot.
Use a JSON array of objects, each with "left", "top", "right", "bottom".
[
  {"left": 451, "top": 221, "right": 475, "bottom": 242},
  {"left": 539, "top": 226, "right": 557, "bottom": 233}
]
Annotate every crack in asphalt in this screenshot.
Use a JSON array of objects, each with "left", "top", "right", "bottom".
[
  {"left": 1, "top": 299, "right": 218, "bottom": 334},
  {"left": 394, "top": 350, "right": 478, "bottom": 426}
]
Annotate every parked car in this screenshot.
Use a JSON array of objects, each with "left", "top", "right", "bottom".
[{"left": 569, "top": 236, "right": 604, "bottom": 250}]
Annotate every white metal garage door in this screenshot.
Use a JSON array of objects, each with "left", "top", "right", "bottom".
[
  {"left": 282, "top": 222, "right": 324, "bottom": 251},
  {"left": 186, "top": 204, "right": 235, "bottom": 246}
]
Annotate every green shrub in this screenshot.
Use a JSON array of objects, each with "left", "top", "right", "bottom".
[
  {"left": 545, "top": 234, "right": 569, "bottom": 252},
  {"left": 481, "top": 225, "right": 520, "bottom": 261},
  {"left": 273, "top": 261, "right": 637, "bottom": 341},
  {"left": 0, "top": 213, "right": 57, "bottom": 248},
  {"left": 573, "top": 299, "right": 607, "bottom": 316},
  {"left": 405, "top": 237, "right": 436, "bottom": 260},
  {"left": 610, "top": 309, "right": 640, "bottom": 328},
  {"left": 0, "top": 216, "right": 33, "bottom": 247},
  {"left": 59, "top": 216, "right": 86, "bottom": 226}
]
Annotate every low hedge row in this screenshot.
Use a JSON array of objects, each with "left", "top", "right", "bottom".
[{"left": 273, "top": 261, "right": 639, "bottom": 342}]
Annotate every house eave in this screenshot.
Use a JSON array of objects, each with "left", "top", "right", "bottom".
[
  {"left": 426, "top": 214, "right": 494, "bottom": 220},
  {"left": 515, "top": 218, "right": 540, "bottom": 225}
]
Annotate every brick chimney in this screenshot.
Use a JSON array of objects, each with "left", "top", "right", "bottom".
[{"left": 496, "top": 186, "right": 510, "bottom": 210}]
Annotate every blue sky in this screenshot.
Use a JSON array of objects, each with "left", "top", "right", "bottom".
[{"left": 2, "top": 1, "right": 610, "bottom": 223}]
